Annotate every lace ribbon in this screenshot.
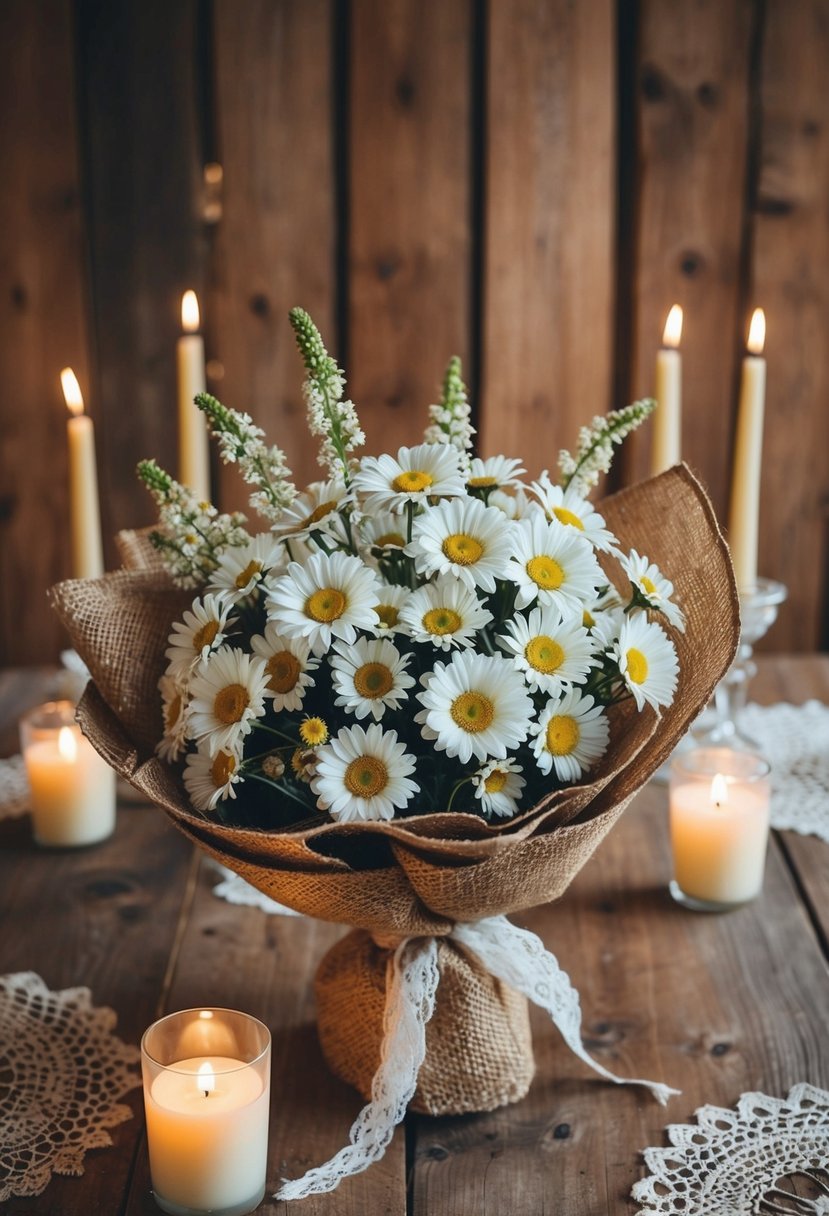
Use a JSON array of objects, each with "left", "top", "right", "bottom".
[{"left": 276, "top": 915, "right": 679, "bottom": 1200}]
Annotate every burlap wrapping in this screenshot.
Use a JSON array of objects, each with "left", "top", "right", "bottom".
[
  {"left": 315, "top": 931, "right": 533, "bottom": 1115},
  {"left": 50, "top": 465, "right": 739, "bottom": 1114}
]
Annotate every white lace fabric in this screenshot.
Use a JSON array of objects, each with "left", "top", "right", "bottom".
[
  {"left": 740, "top": 701, "right": 829, "bottom": 842},
  {"left": 0, "top": 755, "right": 29, "bottom": 820},
  {"left": 0, "top": 971, "right": 140, "bottom": 1202},
  {"left": 276, "top": 915, "right": 678, "bottom": 1201},
  {"left": 633, "top": 1083, "right": 829, "bottom": 1215}
]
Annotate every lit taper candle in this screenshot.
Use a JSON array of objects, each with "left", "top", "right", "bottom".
[
  {"left": 728, "top": 308, "right": 767, "bottom": 593},
  {"left": 177, "top": 290, "right": 210, "bottom": 502},
  {"left": 61, "top": 368, "right": 104, "bottom": 579},
  {"left": 650, "top": 304, "right": 683, "bottom": 476}
]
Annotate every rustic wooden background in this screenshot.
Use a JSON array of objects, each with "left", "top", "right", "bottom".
[{"left": 2, "top": 0, "right": 828, "bottom": 665}]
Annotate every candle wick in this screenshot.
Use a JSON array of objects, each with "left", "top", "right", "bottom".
[{"left": 204, "top": 1089, "right": 210, "bottom": 1098}]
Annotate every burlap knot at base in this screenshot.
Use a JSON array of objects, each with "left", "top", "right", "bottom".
[{"left": 316, "top": 928, "right": 534, "bottom": 1116}]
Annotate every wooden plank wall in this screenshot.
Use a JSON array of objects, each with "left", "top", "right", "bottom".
[{"left": 1, "top": 0, "right": 828, "bottom": 663}]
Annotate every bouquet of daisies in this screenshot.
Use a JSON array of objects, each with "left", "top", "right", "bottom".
[{"left": 141, "top": 309, "right": 682, "bottom": 831}]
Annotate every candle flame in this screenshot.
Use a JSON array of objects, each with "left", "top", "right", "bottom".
[
  {"left": 57, "top": 726, "right": 78, "bottom": 761},
  {"left": 60, "top": 368, "right": 85, "bottom": 417},
  {"left": 181, "top": 290, "right": 201, "bottom": 333},
  {"left": 199, "top": 1010, "right": 214, "bottom": 1020},
  {"left": 710, "top": 773, "right": 729, "bottom": 808},
  {"left": 197, "top": 1060, "right": 216, "bottom": 1097},
  {"left": 662, "top": 304, "right": 683, "bottom": 349},
  {"left": 747, "top": 308, "right": 765, "bottom": 355}
]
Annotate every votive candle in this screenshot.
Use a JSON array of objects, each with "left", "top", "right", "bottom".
[
  {"left": 669, "top": 747, "right": 771, "bottom": 910},
  {"left": 20, "top": 700, "right": 115, "bottom": 847},
  {"left": 141, "top": 1008, "right": 271, "bottom": 1216}
]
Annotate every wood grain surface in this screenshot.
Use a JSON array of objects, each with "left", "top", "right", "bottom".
[{"left": 1, "top": 656, "right": 827, "bottom": 1213}]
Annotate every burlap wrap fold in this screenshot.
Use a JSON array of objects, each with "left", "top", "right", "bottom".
[{"left": 50, "top": 466, "right": 739, "bottom": 1115}]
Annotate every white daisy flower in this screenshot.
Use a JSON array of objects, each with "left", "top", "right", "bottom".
[
  {"left": 207, "top": 534, "right": 286, "bottom": 602},
  {"left": 183, "top": 745, "right": 243, "bottom": 812},
  {"left": 613, "top": 613, "right": 679, "bottom": 712},
  {"left": 351, "top": 443, "right": 466, "bottom": 514},
  {"left": 273, "top": 479, "right": 352, "bottom": 541},
  {"left": 156, "top": 674, "right": 189, "bottom": 762},
  {"left": 406, "top": 497, "right": 515, "bottom": 593},
  {"left": 506, "top": 514, "right": 604, "bottom": 613},
  {"left": 529, "top": 473, "right": 620, "bottom": 554},
  {"left": 586, "top": 604, "right": 625, "bottom": 650},
  {"left": 399, "top": 576, "right": 493, "bottom": 651},
  {"left": 466, "top": 455, "right": 526, "bottom": 491},
  {"left": 249, "top": 623, "right": 319, "bottom": 712},
  {"left": 416, "top": 651, "right": 533, "bottom": 764},
  {"left": 488, "top": 486, "right": 543, "bottom": 522},
  {"left": 621, "top": 548, "right": 685, "bottom": 632},
  {"left": 330, "top": 636, "right": 416, "bottom": 721},
  {"left": 498, "top": 605, "right": 598, "bottom": 694},
  {"left": 530, "top": 689, "right": 610, "bottom": 782},
  {"left": 371, "top": 583, "right": 411, "bottom": 636},
  {"left": 472, "top": 758, "right": 526, "bottom": 819},
  {"left": 187, "top": 645, "right": 269, "bottom": 756},
  {"left": 165, "top": 592, "right": 236, "bottom": 681},
  {"left": 266, "top": 550, "right": 381, "bottom": 657},
  {"left": 311, "top": 722, "right": 419, "bottom": 822},
  {"left": 359, "top": 512, "right": 409, "bottom": 553}
]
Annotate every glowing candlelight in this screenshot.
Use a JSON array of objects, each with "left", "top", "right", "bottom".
[
  {"left": 728, "top": 308, "right": 767, "bottom": 593},
  {"left": 177, "top": 290, "right": 210, "bottom": 501},
  {"left": 61, "top": 368, "right": 104, "bottom": 579},
  {"left": 650, "top": 304, "right": 683, "bottom": 475}
]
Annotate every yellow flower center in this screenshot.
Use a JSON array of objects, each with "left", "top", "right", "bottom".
[
  {"left": 306, "top": 587, "right": 346, "bottom": 622},
  {"left": 375, "top": 532, "right": 406, "bottom": 548},
  {"left": 526, "top": 555, "right": 564, "bottom": 590},
  {"left": 375, "top": 604, "right": 400, "bottom": 628},
  {"left": 353, "top": 662, "right": 394, "bottom": 699},
  {"left": 210, "top": 751, "right": 236, "bottom": 788},
  {"left": 525, "top": 635, "right": 565, "bottom": 674},
  {"left": 552, "top": 506, "right": 584, "bottom": 530},
  {"left": 545, "top": 714, "right": 580, "bottom": 756},
  {"left": 307, "top": 500, "right": 338, "bottom": 526},
  {"left": 235, "top": 560, "right": 262, "bottom": 589},
  {"left": 484, "top": 768, "right": 508, "bottom": 794},
  {"left": 450, "top": 691, "right": 495, "bottom": 733},
  {"left": 442, "top": 533, "right": 484, "bottom": 565},
  {"left": 193, "top": 619, "right": 220, "bottom": 652},
  {"left": 165, "top": 693, "right": 182, "bottom": 731},
  {"left": 266, "top": 651, "right": 301, "bottom": 694},
  {"left": 641, "top": 575, "right": 657, "bottom": 595},
  {"left": 291, "top": 748, "right": 306, "bottom": 777},
  {"left": 300, "top": 717, "right": 328, "bottom": 746},
  {"left": 467, "top": 475, "right": 498, "bottom": 488},
  {"left": 213, "top": 684, "right": 249, "bottom": 725},
  {"left": 344, "top": 755, "right": 389, "bottom": 797},
  {"left": 583, "top": 609, "right": 595, "bottom": 628},
  {"left": 626, "top": 647, "right": 649, "bottom": 684},
  {"left": 423, "top": 607, "right": 462, "bottom": 635},
  {"left": 392, "top": 470, "right": 433, "bottom": 493}
]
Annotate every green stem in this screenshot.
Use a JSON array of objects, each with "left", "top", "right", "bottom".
[
  {"left": 244, "top": 770, "right": 315, "bottom": 811},
  {"left": 446, "top": 778, "right": 471, "bottom": 812}
]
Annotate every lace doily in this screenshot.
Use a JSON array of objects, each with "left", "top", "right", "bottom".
[
  {"left": 741, "top": 701, "right": 829, "bottom": 842},
  {"left": 0, "top": 972, "right": 141, "bottom": 1201},
  {"left": 0, "top": 755, "right": 29, "bottom": 820},
  {"left": 633, "top": 1083, "right": 829, "bottom": 1214}
]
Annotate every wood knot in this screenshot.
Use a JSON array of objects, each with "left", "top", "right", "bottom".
[
  {"left": 640, "top": 64, "right": 667, "bottom": 102},
  {"left": 696, "top": 81, "right": 719, "bottom": 108},
  {"left": 680, "top": 250, "right": 705, "bottom": 277},
  {"left": 395, "top": 74, "right": 416, "bottom": 107},
  {"left": 249, "top": 292, "right": 271, "bottom": 318}
]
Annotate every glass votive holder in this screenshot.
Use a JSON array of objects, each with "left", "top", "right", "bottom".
[
  {"left": 669, "top": 746, "right": 771, "bottom": 912},
  {"left": 19, "top": 700, "right": 116, "bottom": 847},
  {"left": 141, "top": 1008, "right": 271, "bottom": 1216}
]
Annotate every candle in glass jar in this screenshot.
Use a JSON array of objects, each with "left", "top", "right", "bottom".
[
  {"left": 142, "top": 1009, "right": 271, "bottom": 1216},
  {"left": 177, "top": 290, "right": 211, "bottom": 502},
  {"left": 20, "top": 700, "right": 116, "bottom": 847},
  {"left": 61, "top": 368, "right": 104, "bottom": 579},
  {"left": 650, "top": 304, "right": 683, "bottom": 476},
  {"left": 669, "top": 748, "right": 770, "bottom": 910}
]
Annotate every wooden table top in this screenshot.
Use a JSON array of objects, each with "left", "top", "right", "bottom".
[{"left": 1, "top": 657, "right": 828, "bottom": 1216}]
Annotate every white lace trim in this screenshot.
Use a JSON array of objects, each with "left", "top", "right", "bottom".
[
  {"left": 0, "top": 754, "right": 29, "bottom": 820},
  {"left": 632, "top": 1083, "right": 829, "bottom": 1214},
  {"left": 741, "top": 701, "right": 829, "bottom": 842},
  {"left": 276, "top": 916, "right": 678, "bottom": 1201},
  {"left": 0, "top": 971, "right": 140, "bottom": 1201},
  {"left": 277, "top": 938, "right": 440, "bottom": 1200}
]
